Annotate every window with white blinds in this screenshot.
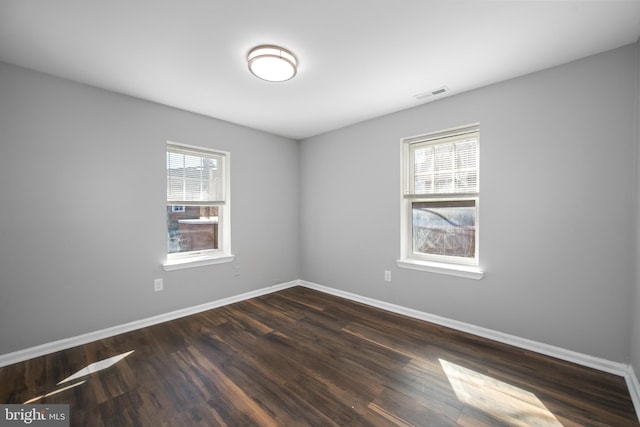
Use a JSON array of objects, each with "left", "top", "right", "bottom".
[
  {"left": 407, "top": 127, "right": 479, "bottom": 197},
  {"left": 400, "top": 124, "right": 480, "bottom": 270},
  {"left": 164, "top": 142, "right": 232, "bottom": 269},
  {"left": 167, "top": 144, "right": 225, "bottom": 206}
]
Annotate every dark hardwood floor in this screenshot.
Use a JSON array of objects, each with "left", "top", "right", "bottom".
[{"left": 1, "top": 286, "right": 637, "bottom": 426}]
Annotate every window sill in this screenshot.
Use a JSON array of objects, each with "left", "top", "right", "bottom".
[
  {"left": 396, "top": 259, "right": 484, "bottom": 280},
  {"left": 163, "top": 253, "right": 235, "bottom": 271}
]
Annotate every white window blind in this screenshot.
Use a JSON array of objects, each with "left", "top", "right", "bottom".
[
  {"left": 167, "top": 144, "right": 226, "bottom": 205},
  {"left": 408, "top": 127, "right": 479, "bottom": 196}
]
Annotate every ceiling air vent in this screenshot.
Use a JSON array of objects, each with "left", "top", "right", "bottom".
[{"left": 414, "top": 86, "right": 449, "bottom": 101}]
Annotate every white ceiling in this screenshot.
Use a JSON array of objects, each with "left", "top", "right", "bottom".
[{"left": 1, "top": 1, "right": 639, "bottom": 140}]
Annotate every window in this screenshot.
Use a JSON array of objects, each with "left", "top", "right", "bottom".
[
  {"left": 398, "top": 124, "right": 482, "bottom": 279},
  {"left": 163, "top": 142, "right": 232, "bottom": 271}
]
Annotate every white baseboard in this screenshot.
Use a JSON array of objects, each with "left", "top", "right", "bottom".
[
  {"left": 0, "top": 281, "right": 298, "bottom": 368},
  {"left": 625, "top": 365, "right": 640, "bottom": 418},
  {"left": 298, "top": 280, "right": 640, "bottom": 420}
]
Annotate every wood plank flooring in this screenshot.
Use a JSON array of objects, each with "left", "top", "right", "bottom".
[{"left": 1, "top": 286, "right": 637, "bottom": 426}]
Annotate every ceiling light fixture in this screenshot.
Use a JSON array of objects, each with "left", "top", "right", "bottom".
[{"left": 248, "top": 45, "right": 297, "bottom": 82}]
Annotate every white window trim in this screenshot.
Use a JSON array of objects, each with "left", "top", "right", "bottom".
[
  {"left": 397, "top": 124, "right": 484, "bottom": 279},
  {"left": 396, "top": 259, "right": 484, "bottom": 280},
  {"left": 163, "top": 252, "right": 235, "bottom": 271},
  {"left": 163, "top": 141, "right": 233, "bottom": 271}
]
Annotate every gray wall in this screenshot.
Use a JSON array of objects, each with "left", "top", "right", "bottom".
[
  {"left": 0, "top": 62, "right": 300, "bottom": 355},
  {"left": 300, "top": 44, "right": 638, "bottom": 363}
]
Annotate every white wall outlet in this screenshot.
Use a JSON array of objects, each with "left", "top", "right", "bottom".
[
  {"left": 233, "top": 266, "right": 240, "bottom": 277},
  {"left": 384, "top": 270, "right": 391, "bottom": 282},
  {"left": 154, "top": 278, "right": 164, "bottom": 292}
]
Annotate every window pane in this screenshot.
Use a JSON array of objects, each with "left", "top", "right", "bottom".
[
  {"left": 167, "top": 205, "right": 218, "bottom": 254},
  {"left": 455, "top": 139, "right": 478, "bottom": 169},
  {"left": 414, "top": 146, "right": 434, "bottom": 174},
  {"left": 412, "top": 200, "right": 476, "bottom": 258},
  {"left": 409, "top": 131, "right": 479, "bottom": 195},
  {"left": 415, "top": 176, "right": 433, "bottom": 194},
  {"left": 434, "top": 171, "right": 454, "bottom": 193},
  {"left": 166, "top": 150, "right": 223, "bottom": 203}
]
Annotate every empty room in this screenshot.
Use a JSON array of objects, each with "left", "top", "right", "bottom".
[{"left": 2, "top": 1, "right": 640, "bottom": 426}]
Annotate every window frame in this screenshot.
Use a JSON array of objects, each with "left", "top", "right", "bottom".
[
  {"left": 163, "top": 141, "right": 233, "bottom": 271},
  {"left": 398, "top": 124, "right": 483, "bottom": 279}
]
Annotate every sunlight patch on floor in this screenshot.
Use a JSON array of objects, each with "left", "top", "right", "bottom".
[
  {"left": 439, "top": 359, "right": 562, "bottom": 427},
  {"left": 23, "top": 381, "right": 86, "bottom": 404},
  {"left": 57, "top": 350, "right": 134, "bottom": 385},
  {"left": 22, "top": 350, "right": 134, "bottom": 404}
]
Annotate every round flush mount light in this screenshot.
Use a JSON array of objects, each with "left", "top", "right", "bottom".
[{"left": 248, "top": 45, "right": 297, "bottom": 82}]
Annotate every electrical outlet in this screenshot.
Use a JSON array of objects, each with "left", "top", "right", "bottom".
[
  {"left": 233, "top": 266, "right": 240, "bottom": 277},
  {"left": 154, "top": 278, "right": 164, "bottom": 292},
  {"left": 384, "top": 270, "right": 391, "bottom": 282}
]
